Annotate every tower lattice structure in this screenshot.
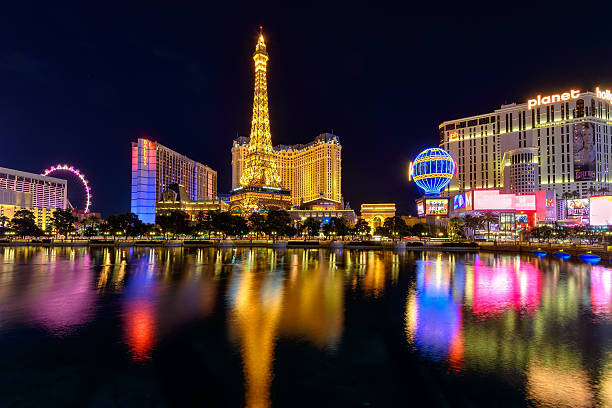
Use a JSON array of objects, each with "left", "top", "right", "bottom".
[{"left": 239, "top": 29, "right": 282, "bottom": 188}]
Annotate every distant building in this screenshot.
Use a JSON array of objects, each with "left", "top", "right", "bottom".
[
  {"left": 360, "top": 203, "right": 396, "bottom": 230},
  {"left": 232, "top": 133, "right": 342, "bottom": 207},
  {"left": 0, "top": 166, "right": 68, "bottom": 230},
  {"left": 72, "top": 209, "right": 102, "bottom": 223},
  {"left": 288, "top": 197, "right": 356, "bottom": 225},
  {"left": 131, "top": 138, "right": 217, "bottom": 224},
  {"left": 156, "top": 184, "right": 228, "bottom": 223}
]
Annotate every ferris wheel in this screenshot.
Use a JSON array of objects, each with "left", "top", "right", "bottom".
[{"left": 42, "top": 164, "right": 92, "bottom": 213}]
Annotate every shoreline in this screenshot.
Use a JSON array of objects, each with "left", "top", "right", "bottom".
[
  {"left": 0, "top": 239, "right": 612, "bottom": 262},
  {"left": 1, "top": 239, "right": 610, "bottom": 259}
]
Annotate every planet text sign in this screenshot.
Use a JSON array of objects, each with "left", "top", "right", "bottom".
[{"left": 527, "top": 89, "right": 580, "bottom": 110}]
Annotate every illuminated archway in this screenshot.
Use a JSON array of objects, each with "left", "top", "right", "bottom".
[
  {"left": 42, "top": 164, "right": 91, "bottom": 213},
  {"left": 373, "top": 216, "right": 384, "bottom": 230}
]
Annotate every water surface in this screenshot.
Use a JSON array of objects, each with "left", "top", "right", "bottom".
[{"left": 1, "top": 247, "right": 611, "bottom": 407}]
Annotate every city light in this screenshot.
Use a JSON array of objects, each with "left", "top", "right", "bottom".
[
  {"left": 410, "top": 148, "right": 456, "bottom": 195},
  {"left": 42, "top": 164, "right": 92, "bottom": 213}
]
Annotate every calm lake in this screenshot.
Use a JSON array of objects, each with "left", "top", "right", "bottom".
[{"left": 1, "top": 247, "right": 611, "bottom": 407}]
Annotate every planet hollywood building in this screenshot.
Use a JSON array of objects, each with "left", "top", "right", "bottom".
[{"left": 439, "top": 87, "right": 612, "bottom": 220}]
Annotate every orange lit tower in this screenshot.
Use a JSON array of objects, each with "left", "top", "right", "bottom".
[{"left": 230, "top": 28, "right": 291, "bottom": 214}]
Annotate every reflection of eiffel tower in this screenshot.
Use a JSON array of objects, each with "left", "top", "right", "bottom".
[{"left": 230, "top": 28, "right": 291, "bottom": 215}]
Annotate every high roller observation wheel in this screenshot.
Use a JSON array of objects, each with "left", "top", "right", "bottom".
[{"left": 42, "top": 164, "right": 91, "bottom": 213}]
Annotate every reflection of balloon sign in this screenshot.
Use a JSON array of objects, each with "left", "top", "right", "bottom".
[
  {"left": 42, "top": 165, "right": 91, "bottom": 213},
  {"left": 409, "top": 148, "right": 456, "bottom": 195}
]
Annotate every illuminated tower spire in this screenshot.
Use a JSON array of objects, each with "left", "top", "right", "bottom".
[{"left": 240, "top": 27, "right": 282, "bottom": 188}]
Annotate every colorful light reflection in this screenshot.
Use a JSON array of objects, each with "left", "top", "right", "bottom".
[
  {"left": 406, "top": 259, "right": 464, "bottom": 367},
  {"left": 471, "top": 259, "right": 540, "bottom": 317}
]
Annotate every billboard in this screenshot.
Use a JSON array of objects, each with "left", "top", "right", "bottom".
[
  {"left": 453, "top": 193, "right": 465, "bottom": 210},
  {"left": 473, "top": 190, "right": 514, "bottom": 210},
  {"left": 515, "top": 195, "right": 537, "bottom": 211},
  {"left": 516, "top": 214, "right": 529, "bottom": 224},
  {"left": 567, "top": 199, "right": 589, "bottom": 217},
  {"left": 417, "top": 201, "right": 425, "bottom": 216},
  {"left": 472, "top": 190, "right": 536, "bottom": 211},
  {"left": 573, "top": 122, "right": 596, "bottom": 181},
  {"left": 425, "top": 198, "right": 449, "bottom": 215},
  {"left": 590, "top": 196, "right": 612, "bottom": 226}
]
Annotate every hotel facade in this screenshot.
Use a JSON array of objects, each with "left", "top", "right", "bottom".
[
  {"left": 0, "top": 167, "right": 68, "bottom": 230},
  {"left": 232, "top": 133, "right": 342, "bottom": 207},
  {"left": 131, "top": 138, "right": 217, "bottom": 224},
  {"left": 439, "top": 87, "right": 612, "bottom": 213}
]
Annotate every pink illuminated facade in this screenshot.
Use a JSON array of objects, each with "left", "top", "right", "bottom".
[{"left": 452, "top": 188, "right": 557, "bottom": 227}]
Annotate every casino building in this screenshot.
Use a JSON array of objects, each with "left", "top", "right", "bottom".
[
  {"left": 439, "top": 87, "right": 612, "bottom": 217},
  {"left": 232, "top": 133, "right": 342, "bottom": 207},
  {"left": 0, "top": 166, "right": 68, "bottom": 230},
  {"left": 131, "top": 138, "right": 217, "bottom": 224}
]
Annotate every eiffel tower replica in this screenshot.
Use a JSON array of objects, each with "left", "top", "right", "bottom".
[{"left": 230, "top": 28, "right": 291, "bottom": 215}]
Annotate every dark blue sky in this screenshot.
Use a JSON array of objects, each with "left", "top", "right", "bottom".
[{"left": 1, "top": 4, "right": 611, "bottom": 216}]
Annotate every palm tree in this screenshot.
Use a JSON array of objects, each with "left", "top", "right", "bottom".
[
  {"left": 463, "top": 214, "right": 483, "bottom": 241},
  {"left": 482, "top": 212, "right": 498, "bottom": 241}
]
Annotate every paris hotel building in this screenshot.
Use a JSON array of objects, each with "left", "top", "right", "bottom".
[
  {"left": 439, "top": 88, "right": 612, "bottom": 206},
  {"left": 231, "top": 133, "right": 342, "bottom": 207}
]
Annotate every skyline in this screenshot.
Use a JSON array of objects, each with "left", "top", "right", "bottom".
[{"left": 1, "top": 5, "right": 612, "bottom": 216}]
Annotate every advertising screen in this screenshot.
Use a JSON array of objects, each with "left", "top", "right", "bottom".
[
  {"left": 472, "top": 190, "right": 536, "bottom": 211},
  {"left": 453, "top": 193, "right": 465, "bottom": 210},
  {"left": 573, "top": 122, "right": 596, "bottom": 181},
  {"left": 473, "top": 190, "right": 514, "bottom": 210},
  {"left": 516, "top": 214, "right": 529, "bottom": 224},
  {"left": 590, "top": 196, "right": 612, "bottom": 226},
  {"left": 417, "top": 201, "right": 425, "bottom": 216},
  {"left": 514, "top": 195, "right": 536, "bottom": 211},
  {"left": 425, "top": 198, "right": 449, "bottom": 215},
  {"left": 567, "top": 199, "right": 589, "bottom": 217}
]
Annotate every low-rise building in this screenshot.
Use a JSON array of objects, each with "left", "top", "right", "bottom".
[
  {"left": 288, "top": 197, "right": 356, "bottom": 225},
  {"left": 156, "top": 184, "right": 228, "bottom": 223},
  {"left": 360, "top": 203, "right": 396, "bottom": 230}
]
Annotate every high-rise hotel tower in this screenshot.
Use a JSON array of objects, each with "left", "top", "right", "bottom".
[
  {"left": 131, "top": 139, "right": 217, "bottom": 224},
  {"left": 439, "top": 87, "right": 612, "bottom": 200}
]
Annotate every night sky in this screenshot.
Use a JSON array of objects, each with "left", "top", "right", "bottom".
[{"left": 1, "top": 4, "right": 611, "bottom": 217}]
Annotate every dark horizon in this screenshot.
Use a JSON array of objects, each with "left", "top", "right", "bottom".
[{"left": 1, "top": 4, "right": 611, "bottom": 217}]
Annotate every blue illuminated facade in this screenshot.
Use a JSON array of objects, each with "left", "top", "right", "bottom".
[
  {"left": 131, "top": 139, "right": 157, "bottom": 224},
  {"left": 411, "top": 148, "right": 456, "bottom": 195},
  {"left": 130, "top": 138, "right": 218, "bottom": 225}
]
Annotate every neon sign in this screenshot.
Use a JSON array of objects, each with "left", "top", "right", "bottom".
[
  {"left": 596, "top": 87, "right": 612, "bottom": 103},
  {"left": 142, "top": 139, "right": 149, "bottom": 167},
  {"left": 417, "top": 201, "right": 425, "bottom": 216},
  {"left": 527, "top": 89, "right": 580, "bottom": 110},
  {"left": 449, "top": 131, "right": 458, "bottom": 141}
]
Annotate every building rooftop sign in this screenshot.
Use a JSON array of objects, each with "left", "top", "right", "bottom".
[{"left": 527, "top": 89, "right": 580, "bottom": 110}]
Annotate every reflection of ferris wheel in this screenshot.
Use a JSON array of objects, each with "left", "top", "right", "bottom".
[{"left": 42, "top": 165, "right": 92, "bottom": 213}]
